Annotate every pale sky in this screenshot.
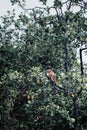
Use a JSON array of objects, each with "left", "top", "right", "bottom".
[
  {"left": 0, "top": 0, "right": 18, "bottom": 16},
  {"left": 0, "top": 0, "right": 41, "bottom": 16},
  {"left": 0, "top": 0, "right": 82, "bottom": 17},
  {"left": 1, "top": 0, "right": 86, "bottom": 16},
  {"left": 0, "top": 0, "right": 54, "bottom": 17}
]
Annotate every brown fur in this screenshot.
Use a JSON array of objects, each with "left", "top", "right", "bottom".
[{"left": 46, "top": 69, "right": 57, "bottom": 84}]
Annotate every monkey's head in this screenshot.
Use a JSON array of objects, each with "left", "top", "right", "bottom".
[
  {"left": 47, "top": 69, "right": 52, "bottom": 73},
  {"left": 46, "top": 69, "right": 55, "bottom": 79},
  {"left": 46, "top": 69, "right": 53, "bottom": 76}
]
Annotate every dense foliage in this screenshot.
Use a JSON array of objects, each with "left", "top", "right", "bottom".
[{"left": 0, "top": 0, "right": 87, "bottom": 130}]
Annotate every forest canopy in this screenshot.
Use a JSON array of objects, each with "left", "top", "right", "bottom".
[{"left": 0, "top": 0, "right": 87, "bottom": 130}]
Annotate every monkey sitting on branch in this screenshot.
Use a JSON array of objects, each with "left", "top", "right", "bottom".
[{"left": 45, "top": 69, "right": 65, "bottom": 91}]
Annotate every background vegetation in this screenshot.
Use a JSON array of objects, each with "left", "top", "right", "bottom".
[{"left": 0, "top": 0, "right": 87, "bottom": 130}]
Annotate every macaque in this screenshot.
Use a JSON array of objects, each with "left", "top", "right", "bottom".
[
  {"left": 46, "top": 69, "right": 57, "bottom": 84},
  {"left": 46, "top": 69, "right": 65, "bottom": 91}
]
